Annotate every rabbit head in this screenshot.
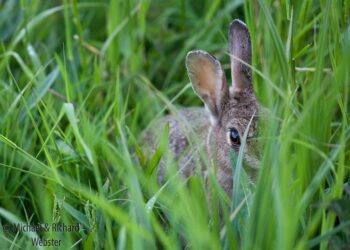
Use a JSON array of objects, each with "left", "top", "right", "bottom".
[{"left": 186, "top": 20, "right": 260, "bottom": 190}]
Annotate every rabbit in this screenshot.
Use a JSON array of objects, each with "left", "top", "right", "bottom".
[{"left": 140, "top": 19, "right": 260, "bottom": 196}]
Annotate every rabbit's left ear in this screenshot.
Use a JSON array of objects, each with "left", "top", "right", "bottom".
[
  {"left": 186, "top": 50, "right": 229, "bottom": 122},
  {"left": 229, "top": 19, "right": 252, "bottom": 93}
]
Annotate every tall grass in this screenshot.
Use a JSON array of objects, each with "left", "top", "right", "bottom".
[{"left": 0, "top": 0, "right": 349, "bottom": 249}]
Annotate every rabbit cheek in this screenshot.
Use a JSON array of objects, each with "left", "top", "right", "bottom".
[
  {"left": 214, "top": 127, "right": 232, "bottom": 167},
  {"left": 206, "top": 124, "right": 234, "bottom": 194}
]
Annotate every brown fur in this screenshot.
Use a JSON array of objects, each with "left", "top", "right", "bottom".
[{"left": 140, "top": 20, "right": 260, "bottom": 196}]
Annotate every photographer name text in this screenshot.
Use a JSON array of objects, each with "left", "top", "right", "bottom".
[{"left": 2, "top": 223, "right": 80, "bottom": 233}]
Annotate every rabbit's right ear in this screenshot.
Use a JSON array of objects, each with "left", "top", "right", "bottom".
[
  {"left": 229, "top": 19, "right": 252, "bottom": 94},
  {"left": 186, "top": 50, "right": 229, "bottom": 123}
]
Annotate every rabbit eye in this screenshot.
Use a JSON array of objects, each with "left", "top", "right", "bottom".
[{"left": 229, "top": 128, "right": 240, "bottom": 146}]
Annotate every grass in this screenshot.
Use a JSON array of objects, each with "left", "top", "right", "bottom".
[{"left": 0, "top": 0, "right": 349, "bottom": 249}]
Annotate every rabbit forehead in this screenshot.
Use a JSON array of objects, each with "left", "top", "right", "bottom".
[{"left": 220, "top": 97, "right": 258, "bottom": 136}]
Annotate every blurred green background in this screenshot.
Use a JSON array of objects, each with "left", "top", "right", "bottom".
[{"left": 0, "top": 0, "right": 349, "bottom": 249}]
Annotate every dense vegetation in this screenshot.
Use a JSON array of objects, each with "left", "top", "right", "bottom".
[{"left": 0, "top": 0, "right": 349, "bottom": 249}]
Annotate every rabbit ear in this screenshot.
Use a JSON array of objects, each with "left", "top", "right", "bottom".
[
  {"left": 229, "top": 19, "right": 252, "bottom": 93},
  {"left": 186, "top": 50, "right": 228, "bottom": 121}
]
